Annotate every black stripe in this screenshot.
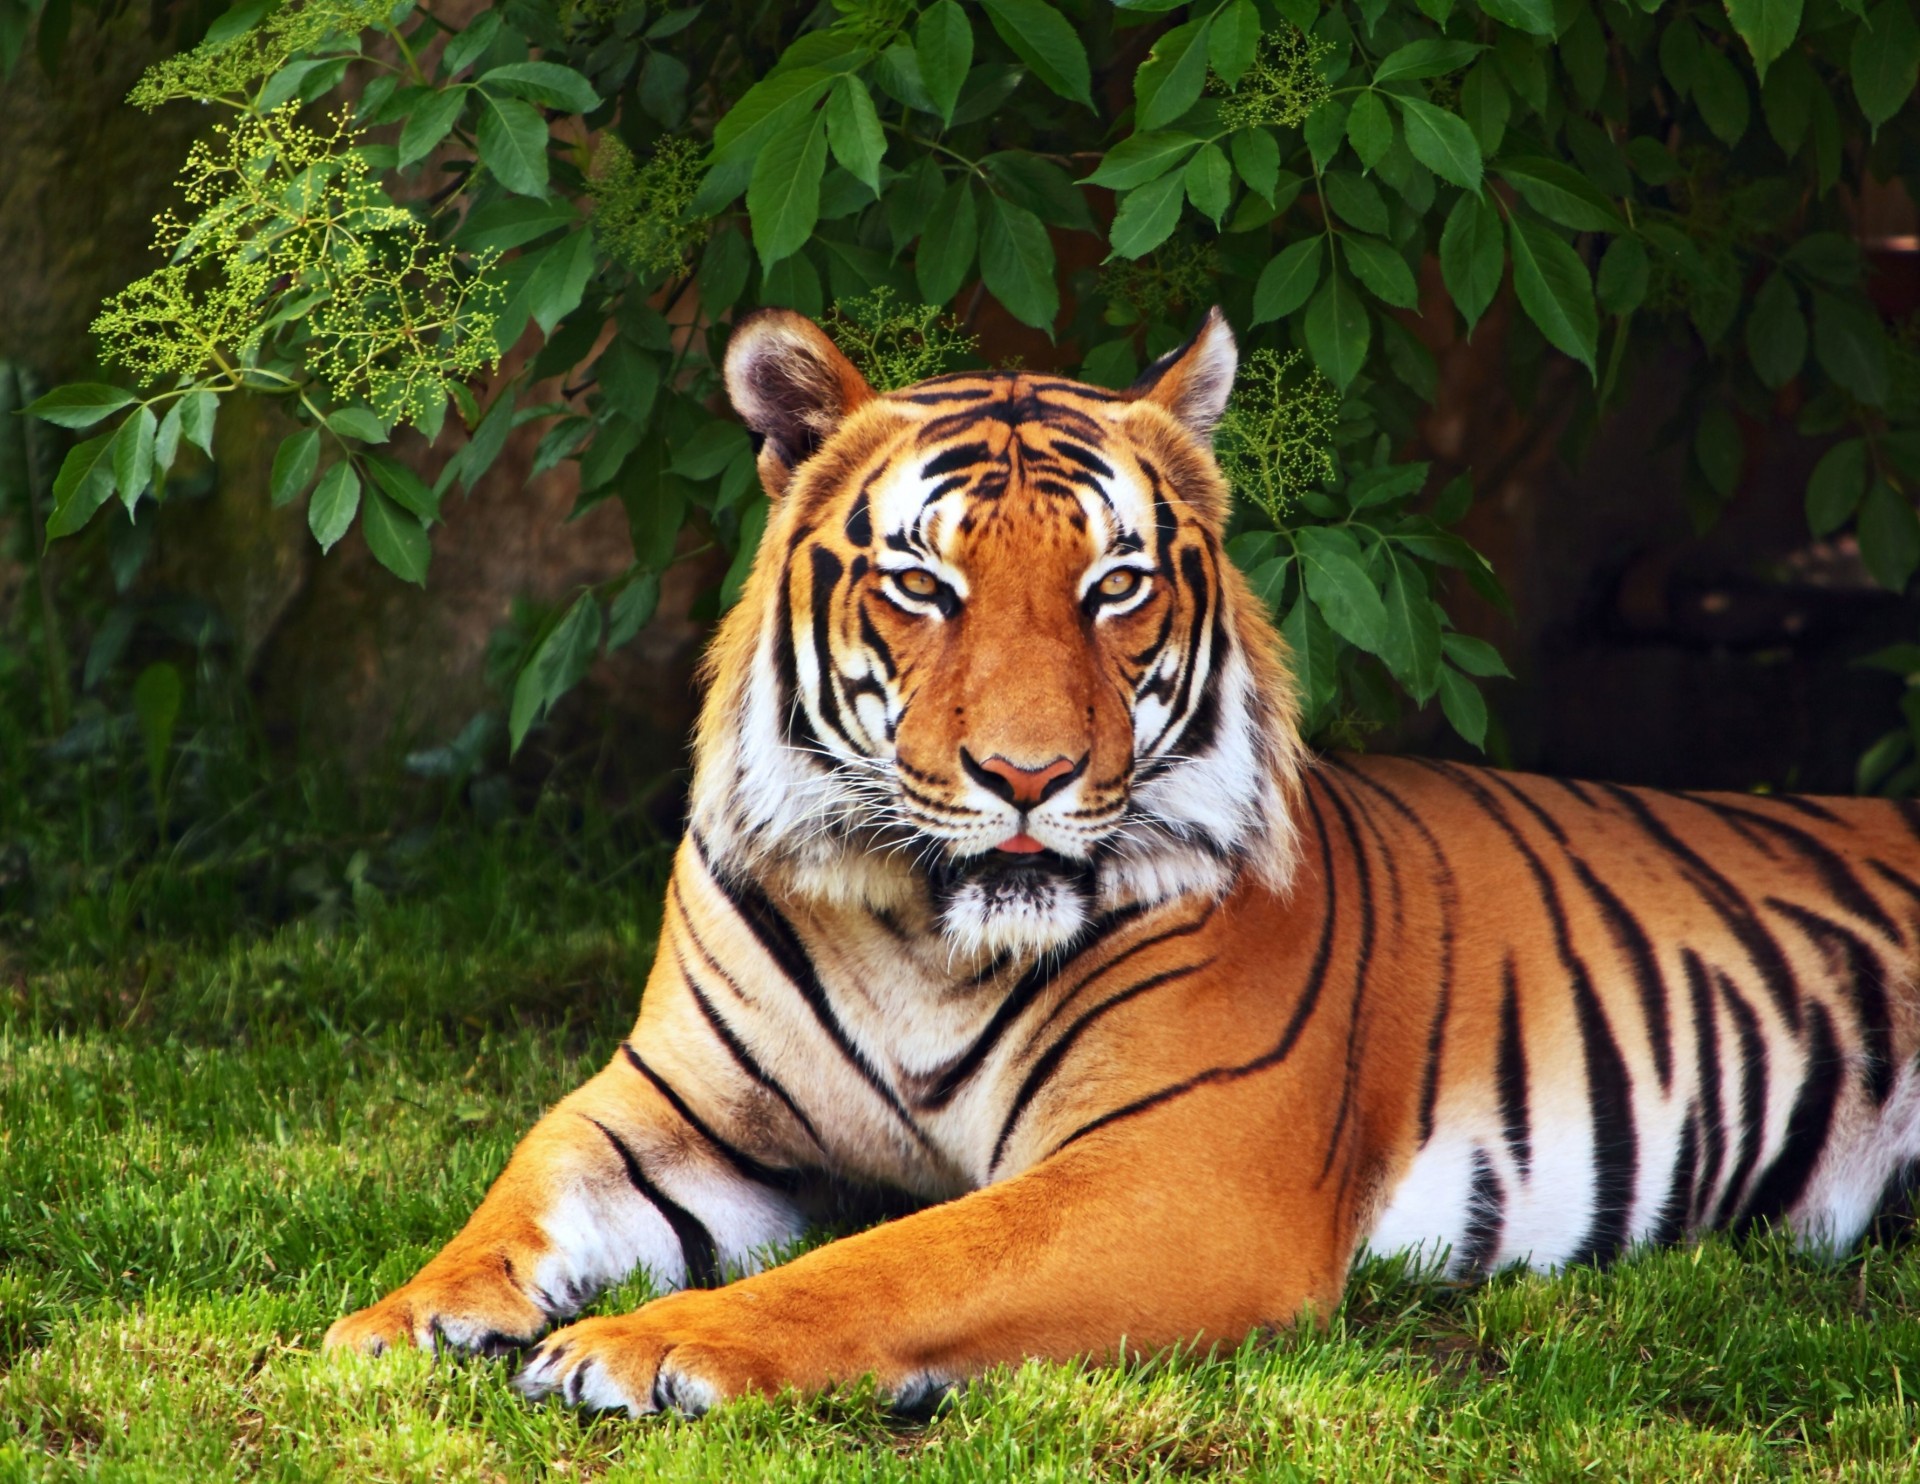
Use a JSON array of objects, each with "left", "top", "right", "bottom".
[
  {"left": 1866, "top": 857, "right": 1920, "bottom": 914},
  {"left": 1650, "top": 1111, "right": 1699, "bottom": 1247},
  {"left": 1045, "top": 787, "right": 1344, "bottom": 1159},
  {"left": 989, "top": 961, "right": 1212, "bottom": 1172},
  {"left": 1594, "top": 782, "right": 1802, "bottom": 1033},
  {"left": 1769, "top": 794, "right": 1842, "bottom": 824},
  {"left": 584, "top": 1117, "right": 720, "bottom": 1288},
  {"left": 620, "top": 1044, "right": 805, "bottom": 1192},
  {"left": 1315, "top": 780, "right": 1379, "bottom": 1183},
  {"left": 1737, "top": 1001, "right": 1843, "bottom": 1234},
  {"left": 1684, "top": 796, "right": 1900, "bottom": 944},
  {"left": 1710, "top": 973, "right": 1769, "bottom": 1230},
  {"left": 806, "top": 546, "right": 861, "bottom": 752},
  {"left": 1458, "top": 1149, "right": 1505, "bottom": 1275},
  {"left": 843, "top": 490, "right": 872, "bottom": 546},
  {"left": 1331, "top": 762, "right": 1460, "bottom": 1152},
  {"left": 1569, "top": 856, "right": 1674, "bottom": 1091},
  {"left": 920, "top": 442, "right": 991, "bottom": 478},
  {"left": 696, "top": 842, "right": 935, "bottom": 1153},
  {"left": 1496, "top": 957, "right": 1532, "bottom": 1179},
  {"left": 1681, "top": 949, "right": 1726, "bottom": 1228},
  {"left": 1429, "top": 763, "right": 1635, "bottom": 1265},
  {"left": 669, "top": 925, "right": 826, "bottom": 1153},
  {"left": 916, "top": 900, "right": 1160, "bottom": 1110},
  {"left": 1765, "top": 899, "right": 1895, "bottom": 1105},
  {"left": 1052, "top": 440, "right": 1114, "bottom": 480}
]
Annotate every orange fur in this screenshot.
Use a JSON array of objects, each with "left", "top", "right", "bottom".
[{"left": 326, "top": 313, "right": 1920, "bottom": 1418}]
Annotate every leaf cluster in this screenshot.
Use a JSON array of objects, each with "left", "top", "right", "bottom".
[{"left": 22, "top": 0, "right": 1920, "bottom": 762}]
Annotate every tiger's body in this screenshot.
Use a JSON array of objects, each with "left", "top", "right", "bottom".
[{"left": 325, "top": 310, "right": 1920, "bottom": 1416}]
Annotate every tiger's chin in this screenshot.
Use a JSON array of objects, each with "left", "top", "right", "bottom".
[{"left": 929, "top": 849, "right": 1098, "bottom": 959}]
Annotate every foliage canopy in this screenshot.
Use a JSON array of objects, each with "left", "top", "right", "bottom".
[{"left": 12, "top": 0, "right": 1920, "bottom": 762}]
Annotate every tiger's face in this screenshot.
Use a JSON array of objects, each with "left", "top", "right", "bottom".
[{"left": 692, "top": 309, "right": 1304, "bottom": 960}]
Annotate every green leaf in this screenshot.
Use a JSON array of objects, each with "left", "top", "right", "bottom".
[
  {"left": 1252, "top": 237, "right": 1324, "bottom": 324},
  {"left": 1806, "top": 438, "right": 1867, "bottom": 536},
  {"left": 1393, "top": 96, "right": 1483, "bottom": 192},
  {"left": 479, "top": 60, "right": 601, "bottom": 113},
  {"left": 984, "top": 152, "right": 1098, "bottom": 233},
  {"left": 1724, "top": 0, "right": 1802, "bottom": 79},
  {"left": 710, "top": 69, "right": 836, "bottom": 168},
  {"left": 916, "top": 0, "right": 972, "bottom": 122},
  {"left": 826, "top": 76, "right": 886, "bottom": 193},
  {"left": 1746, "top": 271, "right": 1807, "bottom": 389},
  {"left": 455, "top": 198, "right": 577, "bottom": 253},
  {"left": 179, "top": 389, "right": 218, "bottom": 457},
  {"left": 24, "top": 383, "right": 132, "bottom": 429},
  {"left": 308, "top": 462, "right": 361, "bottom": 553},
  {"left": 1183, "top": 142, "right": 1233, "bottom": 226},
  {"left": 154, "top": 400, "right": 182, "bottom": 475},
  {"left": 111, "top": 406, "right": 156, "bottom": 513},
  {"left": 1347, "top": 90, "right": 1394, "bottom": 172},
  {"left": 1085, "top": 132, "right": 1203, "bottom": 189},
  {"left": 1495, "top": 156, "right": 1624, "bottom": 232},
  {"left": 1813, "top": 291, "right": 1890, "bottom": 405},
  {"left": 1297, "top": 526, "right": 1387, "bottom": 651},
  {"left": 979, "top": 0, "right": 1094, "bottom": 108},
  {"left": 270, "top": 429, "right": 321, "bottom": 509},
  {"left": 917, "top": 176, "right": 978, "bottom": 303},
  {"left": 1442, "top": 632, "right": 1511, "bottom": 677},
  {"left": 1436, "top": 664, "right": 1489, "bottom": 747},
  {"left": 1349, "top": 462, "right": 1429, "bottom": 508},
  {"left": 1859, "top": 478, "right": 1920, "bottom": 592},
  {"left": 1134, "top": 16, "right": 1213, "bottom": 130},
  {"left": 1342, "top": 234, "right": 1419, "bottom": 309},
  {"left": 1691, "top": 42, "right": 1750, "bottom": 146},
  {"left": 510, "top": 592, "right": 604, "bottom": 752},
  {"left": 1306, "top": 270, "right": 1371, "bottom": 391},
  {"left": 361, "top": 485, "right": 431, "bottom": 584},
  {"left": 45, "top": 431, "right": 115, "bottom": 539},
  {"left": 527, "top": 226, "right": 596, "bottom": 337},
  {"left": 1374, "top": 38, "right": 1487, "bottom": 81},
  {"left": 1695, "top": 405, "right": 1744, "bottom": 498},
  {"left": 1108, "top": 169, "right": 1187, "bottom": 259},
  {"left": 397, "top": 86, "right": 469, "bottom": 169},
  {"left": 1322, "top": 170, "right": 1389, "bottom": 234},
  {"left": 1440, "top": 191, "right": 1504, "bottom": 333},
  {"left": 747, "top": 101, "right": 829, "bottom": 270},
  {"left": 607, "top": 570, "right": 663, "bottom": 650},
  {"left": 1851, "top": 0, "right": 1920, "bottom": 131},
  {"left": 477, "top": 93, "right": 550, "bottom": 197},
  {"left": 721, "top": 496, "right": 769, "bottom": 610},
  {"left": 327, "top": 406, "right": 388, "bottom": 443},
  {"left": 1762, "top": 47, "right": 1816, "bottom": 154},
  {"left": 1210, "top": 0, "right": 1261, "bottom": 86},
  {"left": 1507, "top": 214, "right": 1598, "bottom": 377},
  {"left": 1303, "top": 99, "right": 1350, "bottom": 171},
  {"left": 1476, "top": 0, "right": 1556, "bottom": 37},
  {"left": 1596, "top": 238, "right": 1649, "bottom": 317},
  {"left": 1229, "top": 128, "right": 1279, "bottom": 200},
  {"left": 1282, "top": 593, "right": 1338, "bottom": 728},
  {"left": 671, "top": 421, "right": 753, "bottom": 480},
  {"left": 440, "top": 11, "right": 501, "bottom": 77},
  {"left": 1460, "top": 61, "right": 1510, "bottom": 157},
  {"left": 1785, "top": 233, "right": 1862, "bottom": 287},
  {"left": 980, "top": 194, "right": 1058, "bottom": 331},
  {"left": 1379, "top": 551, "right": 1441, "bottom": 702},
  {"left": 366, "top": 452, "right": 439, "bottom": 522}
]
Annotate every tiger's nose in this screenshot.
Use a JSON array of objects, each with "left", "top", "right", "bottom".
[{"left": 960, "top": 749, "right": 1087, "bottom": 808}]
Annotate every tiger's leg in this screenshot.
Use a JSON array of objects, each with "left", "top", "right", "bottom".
[
  {"left": 322, "top": 1044, "right": 810, "bottom": 1357},
  {"left": 515, "top": 1085, "right": 1353, "bottom": 1415}
]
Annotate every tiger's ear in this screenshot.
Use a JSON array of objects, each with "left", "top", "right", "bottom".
[
  {"left": 725, "top": 309, "right": 874, "bottom": 498},
  {"left": 1129, "top": 306, "right": 1237, "bottom": 439}
]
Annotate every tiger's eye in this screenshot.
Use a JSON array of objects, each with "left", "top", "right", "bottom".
[
  {"left": 898, "top": 569, "right": 939, "bottom": 598},
  {"left": 1098, "top": 569, "right": 1143, "bottom": 600}
]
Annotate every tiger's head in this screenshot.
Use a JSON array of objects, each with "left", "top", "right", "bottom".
[{"left": 690, "top": 308, "right": 1306, "bottom": 960}]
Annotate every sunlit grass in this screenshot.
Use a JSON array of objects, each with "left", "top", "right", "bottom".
[{"left": 3, "top": 828, "right": 1918, "bottom": 1481}]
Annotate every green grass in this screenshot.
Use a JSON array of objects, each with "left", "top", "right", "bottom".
[{"left": 4, "top": 827, "right": 1920, "bottom": 1482}]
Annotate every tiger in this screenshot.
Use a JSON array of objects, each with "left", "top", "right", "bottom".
[{"left": 324, "top": 306, "right": 1920, "bottom": 1417}]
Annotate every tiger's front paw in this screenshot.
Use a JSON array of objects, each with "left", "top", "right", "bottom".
[
  {"left": 323, "top": 1260, "right": 549, "bottom": 1358},
  {"left": 513, "top": 1294, "right": 800, "bottom": 1418}
]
